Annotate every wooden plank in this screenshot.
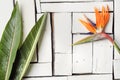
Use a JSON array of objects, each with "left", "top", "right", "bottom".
[
  {"left": 0, "top": 0, "right": 13, "bottom": 39},
  {"left": 35, "top": 0, "right": 41, "bottom": 13},
  {"left": 41, "top": 2, "right": 113, "bottom": 12},
  {"left": 93, "top": 38, "right": 113, "bottom": 73},
  {"left": 41, "top": 0, "right": 93, "bottom": 2},
  {"left": 15, "top": 0, "right": 35, "bottom": 41},
  {"left": 54, "top": 54, "right": 72, "bottom": 75},
  {"left": 25, "top": 63, "right": 52, "bottom": 77},
  {"left": 53, "top": 13, "right": 72, "bottom": 54},
  {"left": 114, "top": 60, "right": 120, "bottom": 79},
  {"left": 16, "top": 0, "right": 37, "bottom": 62},
  {"left": 73, "top": 34, "right": 92, "bottom": 73},
  {"left": 72, "top": 13, "right": 113, "bottom": 33},
  {"left": 37, "top": 13, "right": 52, "bottom": 63},
  {"left": 40, "top": 0, "right": 113, "bottom": 2},
  {"left": 114, "top": 0, "right": 120, "bottom": 59},
  {"left": 68, "top": 74, "right": 112, "bottom": 80},
  {"left": 23, "top": 77, "right": 67, "bottom": 80}
]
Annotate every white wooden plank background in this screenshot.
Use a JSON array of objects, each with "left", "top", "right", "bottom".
[
  {"left": 73, "top": 35, "right": 92, "bottom": 73},
  {"left": 41, "top": 2, "right": 113, "bottom": 12},
  {"left": 114, "top": 0, "right": 120, "bottom": 79},
  {"left": 40, "top": 0, "right": 94, "bottom": 2},
  {"left": 114, "top": 0, "right": 120, "bottom": 60},
  {"left": 36, "top": 0, "right": 41, "bottom": 13},
  {"left": 53, "top": 13, "right": 72, "bottom": 54},
  {"left": 54, "top": 54, "right": 72, "bottom": 75},
  {"left": 114, "top": 60, "right": 120, "bottom": 79},
  {"left": 40, "top": 0, "right": 113, "bottom": 2},
  {"left": 68, "top": 74, "right": 112, "bottom": 80},
  {"left": 23, "top": 77, "right": 67, "bottom": 80},
  {"left": 15, "top": 0, "right": 35, "bottom": 41},
  {"left": 93, "top": 38, "right": 113, "bottom": 73},
  {"left": 25, "top": 63, "right": 52, "bottom": 77},
  {"left": 37, "top": 13, "right": 52, "bottom": 63},
  {"left": 1, "top": 0, "right": 119, "bottom": 80}
]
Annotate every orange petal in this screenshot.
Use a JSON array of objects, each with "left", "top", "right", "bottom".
[
  {"left": 101, "top": 6, "right": 110, "bottom": 28},
  {"left": 79, "top": 19, "right": 96, "bottom": 33},
  {"left": 95, "top": 6, "right": 110, "bottom": 29},
  {"left": 104, "top": 6, "right": 110, "bottom": 26},
  {"left": 101, "top": 6, "right": 105, "bottom": 27},
  {"left": 95, "top": 7, "right": 101, "bottom": 28}
]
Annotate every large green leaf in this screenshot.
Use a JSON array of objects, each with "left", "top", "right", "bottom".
[
  {"left": 10, "top": 13, "right": 47, "bottom": 80},
  {"left": 0, "top": 2, "right": 22, "bottom": 80}
]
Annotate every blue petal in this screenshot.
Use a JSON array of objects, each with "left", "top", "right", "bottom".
[
  {"left": 84, "top": 14, "right": 96, "bottom": 28},
  {"left": 87, "top": 17, "right": 96, "bottom": 27}
]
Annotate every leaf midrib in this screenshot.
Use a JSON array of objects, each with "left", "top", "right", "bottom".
[{"left": 5, "top": 25, "right": 16, "bottom": 80}]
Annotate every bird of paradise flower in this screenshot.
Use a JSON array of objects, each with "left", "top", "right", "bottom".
[{"left": 73, "top": 6, "right": 120, "bottom": 54}]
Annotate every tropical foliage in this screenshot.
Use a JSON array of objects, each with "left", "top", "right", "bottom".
[{"left": 0, "top": 2, "right": 47, "bottom": 80}]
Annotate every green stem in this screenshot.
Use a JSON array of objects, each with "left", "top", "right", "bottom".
[{"left": 113, "top": 41, "right": 120, "bottom": 54}]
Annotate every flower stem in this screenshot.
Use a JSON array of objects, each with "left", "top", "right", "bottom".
[
  {"left": 113, "top": 41, "right": 120, "bottom": 54},
  {"left": 101, "top": 32, "right": 120, "bottom": 54},
  {"left": 101, "top": 32, "right": 114, "bottom": 43}
]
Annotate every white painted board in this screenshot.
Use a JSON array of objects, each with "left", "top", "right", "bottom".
[
  {"left": 114, "top": 60, "right": 120, "bottom": 79},
  {"left": 73, "top": 34, "right": 92, "bottom": 73},
  {"left": 40, "top": 0, "right": 112, "bottom": 2},
  {"left": 25, "top": 63, "right": 52, "bottom": 77},
  {"left": 15, "top": 0, "right": 35, "bottom": 41},
  {"left": 41, "top": 2, "right": 113, "bottom": 12},
  {"left": 54, "top": 13, "right": 72, "bottom": 54},
  {"left": 54, "top": 54, "right": 72, "bottom": 75},
  {"left": 36, "top": 0, "right": 41, "bottom": 13},
  {"left": 68, "top": 74, "right": 112, "bottom": 80},
  {"left": 93, "top": 38, "right": 113, "bottom": 73},
  {"left": 41, "top": 0, "right": 94, "bottom": 2},
  {"left": 114, "top": 0, "right": 120, "bottom": 59},
  {"left": 37, "top": 13, "right": 52, "bottom": 63},
  {"left": 23, "top": 77, "right": 67, "bottom": 80}
]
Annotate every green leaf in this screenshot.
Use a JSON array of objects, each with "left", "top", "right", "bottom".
[
  {"left": 0, "top": 2, "right": 22, "bottom": 80},
  {"left": 73, "top": 34, "right": 105, "bottom": 46},
  {"left": 10, "top": 13, "right": 47, "bottom": 80}
]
